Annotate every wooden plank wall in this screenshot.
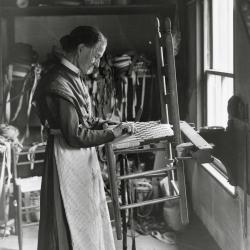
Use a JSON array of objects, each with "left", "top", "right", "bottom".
[{"left": 186, "top": 162, "right": 249, "bottom": 250}]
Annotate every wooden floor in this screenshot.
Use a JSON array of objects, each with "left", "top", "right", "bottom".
[{"left": 0, "top": 213, "right": 220, "bottom": 250}]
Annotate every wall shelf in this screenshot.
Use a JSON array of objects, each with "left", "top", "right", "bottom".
[{"left": 0, "top": 4, "right": 175, "bottom": 17}]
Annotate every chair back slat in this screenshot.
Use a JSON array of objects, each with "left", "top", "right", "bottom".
[{"left": 14, "top": 146, "right": 45, "bottom": 179}]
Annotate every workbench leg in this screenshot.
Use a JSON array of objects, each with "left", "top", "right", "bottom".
[{"left": 120, "top": 156, "right": 127, "bottom": 250}]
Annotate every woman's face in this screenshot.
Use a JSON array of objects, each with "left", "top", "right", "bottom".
[{"left": 77, "top": 41, "right": 106, "bottom": 75}]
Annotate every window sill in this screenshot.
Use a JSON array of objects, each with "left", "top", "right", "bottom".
[{"left": 201, "top": 159, "right": 237, "bottom": 197}]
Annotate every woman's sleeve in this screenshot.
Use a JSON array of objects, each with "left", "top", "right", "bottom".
[
  {"left": 87, "top": 116, "right": 107, "bottom": 130},
  {"left": 58, "top": 97, "right": 115, "bottom": 148}
]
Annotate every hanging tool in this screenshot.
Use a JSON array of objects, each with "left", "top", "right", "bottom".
[{"left": 135, "top": 74, "right": 146, "bottom": 122}]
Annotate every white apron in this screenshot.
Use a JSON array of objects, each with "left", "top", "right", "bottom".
[{"left": 53, "top": 134, "right": 116, "bottom": 250}]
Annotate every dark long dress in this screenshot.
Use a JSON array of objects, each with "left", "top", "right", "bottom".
[{"left": 33, "top": 58, "right": 115, "bottom": 250}]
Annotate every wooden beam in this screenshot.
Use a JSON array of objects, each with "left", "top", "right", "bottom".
[
  {"left": 180, "top": 121, "right": 212, "bottom": 150},
  {"left": 0, "top": 4, "right": 175, "bottom": 17}
]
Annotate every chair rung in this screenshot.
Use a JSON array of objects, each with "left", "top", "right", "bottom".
[
  {"left": 115, "top": 147, "right": 171, "bottom": 154},
  {"left": 118, "top": 167, "right": 176, "bottom": 181},
  {"left": 22, "top": 205, "right": 40, "bottom": 210},
  {"left": 17, "top": 160, "right": 44, "bottom": 166},
  {"left": 18, "top": 149, "right": 45, "bottom": 155},
  {"left": 120, "top": 195, "right": 179, "bottom": 210},
  {"left": 22, "top": 222, "right": 39, "bottom": 227},
  {"left": 143, "top": 173, "right": 168, "bottom": 178}
]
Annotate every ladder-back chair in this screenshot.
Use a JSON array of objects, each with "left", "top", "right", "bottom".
[{"left": 12, "top": 143, "right": 46, "bottom": 250}]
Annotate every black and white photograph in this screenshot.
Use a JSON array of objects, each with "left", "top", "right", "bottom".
[{"left": 0, "top": 0, "right": 247, "bottom": 249}]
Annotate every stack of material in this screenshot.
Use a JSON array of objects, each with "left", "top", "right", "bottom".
[
  {"left": 112, "top": 54, "right": 132, "bottom": 74},
  {"left": 9, "top": 43, "right": 38, "bottom": 80}
]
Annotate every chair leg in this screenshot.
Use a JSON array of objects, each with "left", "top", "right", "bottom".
[
  {"left": 105, "top": 144, "right": 122, "bottom": 239},
  {"left": 121, "top": 157, "right": 127, "bottom": 250},
  {"left": 17, "top": 187, "right": 23, "bottom": 250},
  {"left": 23, "top": 193, "right": 31, "bottom": 223}
]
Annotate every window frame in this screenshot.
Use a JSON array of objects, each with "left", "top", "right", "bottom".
[
  {"left": 203, "top": 0, "right": 235, "bottom": 127},
  {"left": 201, "top": 0, "right": 236, "bottom": 195}
]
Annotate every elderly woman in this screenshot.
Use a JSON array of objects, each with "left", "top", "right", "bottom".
[{"left": 33, "top": 26, "right": 133, "bottom": 250}]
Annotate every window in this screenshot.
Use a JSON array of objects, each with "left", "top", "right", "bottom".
[
  {"left": 202, "top": 0, "right": 236, "bottom": 196},
  {"left": 204, "top": 0, "right": 234, "bottom": 128}
]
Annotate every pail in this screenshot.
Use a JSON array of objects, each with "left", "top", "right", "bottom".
[{"left": 163, "top": 199, "right": 185, "bottom": 231}]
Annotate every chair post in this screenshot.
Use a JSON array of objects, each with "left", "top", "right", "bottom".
[
  {"left": 11, "top": 144, "right": 45, "bottom": 250},
  {"left": 105, "top": 143, "right": 122, "bottom": 240},
  {"left": 11, "top": 147, "right": 23, "bottom": 250},
  {"left": 17, "top": 186, "right": 23, "bottom": 250}
]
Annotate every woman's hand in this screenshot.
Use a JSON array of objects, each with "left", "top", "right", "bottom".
[{"left": 104, "top": 123, "right": 136, "bottom": 138}]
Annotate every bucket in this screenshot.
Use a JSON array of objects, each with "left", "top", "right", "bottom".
[{"left": 163, "top": 199, "right": 185, "bottom": 231}]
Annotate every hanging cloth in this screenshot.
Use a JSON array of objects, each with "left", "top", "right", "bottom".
[{"left": 0, "top": 141, "right": 12, "bottom": 227}]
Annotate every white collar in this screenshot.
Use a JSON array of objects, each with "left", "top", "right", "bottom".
[{"left": 61, "top": 57, "right": 80, "bottom": 76}]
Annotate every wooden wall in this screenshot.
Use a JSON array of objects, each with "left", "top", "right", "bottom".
[
  {"left": 185, "top": 0, "right": 202, "bottom": 127},
  {"left": 235, "top": 4, "right": 250, "bottom": 114},
  {"left": 14, "top": 15, "right": 156, "bottom": 62},
  {"left": 186, "top": 162, "right": 248, "bottom": 250}
]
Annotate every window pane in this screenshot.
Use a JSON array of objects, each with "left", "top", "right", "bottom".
[
  {"left": 207, "top": 74, "right": 234, "bottom": 127},
  {"left": 212, "top": 0, "right": 234, "bottom": 73}
]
